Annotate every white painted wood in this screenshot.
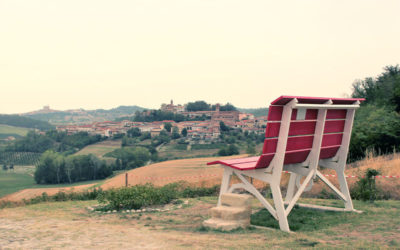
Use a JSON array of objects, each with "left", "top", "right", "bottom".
[
  {"left": 217, "top": 167, "right": 233, "bottom": 206},
  {"left": 293, "top": 104, "right": 360, "bottom": 109},
  {"left": 271, "top": 184, "right": 290, "bottom": 232},
  {"left": 234, "top": 172, "right": 278, "bottom": 220},
  {"left": 296, "top": 108, "right": 306, "bottom": 120},
  {"left": 285, "top": 172, "right": 297, "bottom": 202},
  {"left": 316, "top": 170, "right": 347, "bottom": 201},
  {"left": 285, "top": 170, "right": 314, "bottom": 216}
]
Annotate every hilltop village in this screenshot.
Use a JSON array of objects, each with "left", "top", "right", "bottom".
[{"left": 56, "top": 101, "right": 268, "bottom": 143}]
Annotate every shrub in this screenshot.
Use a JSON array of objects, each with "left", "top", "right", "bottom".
[
  {"left": 351, "top": 168, "right": 381, "bottom": 202},
  {"left": 97, "top": 183, "right": 179, "bottom": 210},
  {"left": 97, "top": 182, "right": 219, "bottom": 210}
]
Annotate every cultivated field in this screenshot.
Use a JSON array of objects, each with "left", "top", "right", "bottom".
[
  {"left": 0, "top": 197, "right": 399, "bottom": 249},
  {"left": 0, "top": 124, "right": 30, "bottom": 137},
  {"left": 100, "top": 155, "right": 245, "bottom": 189},
  {"left": 74, "top": 139, "right": 122, "bottom": 162}
]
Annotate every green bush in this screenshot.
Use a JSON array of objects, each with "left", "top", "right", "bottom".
[
  {"left": 97, "top": 183, "right": 179, "bottom": 210},
  {"left": 351, "top": 169, "right": 381, "bottom": 202},
  {"left": 97, "top": 182, "right": 219, "bottom": 210}
]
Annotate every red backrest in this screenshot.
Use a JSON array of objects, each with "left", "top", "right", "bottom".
[{"left": 255, "top": 96, "right": 363, "bottom": 169}]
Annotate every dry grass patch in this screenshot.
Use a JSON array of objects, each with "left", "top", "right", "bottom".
[{"left": 1, "top": 197, "right": 399, "bottom": 249}]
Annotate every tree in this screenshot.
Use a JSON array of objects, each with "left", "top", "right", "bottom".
[
  {"left": 212, "top": 103, "right": 237, "bottom": 111},
  {"left": 186, "top": 101, "right": 211, "bottom": 111},
  {"left": 219, "top": 121, "right": 229, "bottom": 132},
  {"left": 172, "top": 127, "right": 180, "bottom": 139},
  {"left": 181, "top": 128, "right": 188, "bottom": 137},
  {"left": 127, "top": 127, "right": 141, "bottom": 138},
  {"left": 164, "top": 123, "right": 172, "bottom": 133},
  {"left": 349, "top": 65, "right": 400, "bottom": 161},
  {"left": 218, "top": 144, "right": 239, "bottom": 156},
  {"left": 34, "top": 150, "right": 112, "bottom": 184},
  {"left": 227, "top": 144, "right": 239, "bottom": 155}
]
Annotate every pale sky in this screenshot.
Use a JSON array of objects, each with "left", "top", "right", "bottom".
[{"left": 1, "top": 0, "right": 399, "bottom": 114}]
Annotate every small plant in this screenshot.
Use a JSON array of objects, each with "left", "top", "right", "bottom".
[{"left": 351, "top": 168, "right": 381, "bottom": 202}]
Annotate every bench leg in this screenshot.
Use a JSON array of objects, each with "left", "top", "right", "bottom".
[
  {"left": 337, "top": 170, "right": 354, "bottom": 210},
  {"left": 217, "top": 167, "right": 233, "bottom": 206},
  {"left": 271, "top": 184, "right": 290, "bottom": 232},
  {"left": 285, "top": 172, "right": 297, "bottom": 203}
]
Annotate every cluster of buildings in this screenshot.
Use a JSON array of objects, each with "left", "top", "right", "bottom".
[{"left": 56, "top": 101, "right": 268, "bottom": 142}]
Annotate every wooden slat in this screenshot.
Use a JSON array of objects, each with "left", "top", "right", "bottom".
[
  {"left": 326, "top": 109, "right": 347, "bottom": 119},
  {"left": 286, "top": 135, "right": 314, "bottom": 151},
  {"left": 284, "top": 149, "right": 311, "bottom": 164},
  {"left": 263, "top": 138, "right": 278, "bottom": 154},
  {"left": 255, "top": 154, "right": 275, "bottom": 169},
  {"left": 322, "top": 133, "right": 343, "bottom": 147},
  {"left": 265, "top": 122, "right": 280, "bottom": 138},
  {"left": 324, "top": 120, "right": 345, "bottom": 133},
  {"left": 267, "top": 120, "right": 317, "bottom": 138},
  {"left": 267, "top": 106, "right": 283, "bottom": 121},
  {"left": 289, "top": 121, "right": 316, "bottom": 136},
  {"left": 306, "top": 109, "right": 318, "bottom": 119},
  {"left": 319, "top": 145, "right": 340, "bottom": 159}
]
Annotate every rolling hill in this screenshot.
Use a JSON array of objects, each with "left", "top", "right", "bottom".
[{"left": 23, "top": 105, "right": 146, "bottom": 124}]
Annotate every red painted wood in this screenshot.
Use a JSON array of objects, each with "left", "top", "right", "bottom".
[
  {"left": 326, "top": 109, "right": 347, "bottom": 119},
  {"left": 262, "top": 138, "right": 278, "bottom": 154},
  {"left": 319, "top": 145, "right": 340, "bottom": 159},
  {"left": 305, "top": 109, "right": 318, "bottom": 119},
  {"left": 322, "top": 133, "right": 343, "bottom": 147},
  {"left": 265, "top": 122, "right": 280, "bottom": 138},
  {"left": 267, "top": 106, "right": 283, "bottom": 121},
  {"left": 284, "top": 149, "right": 311, "bottom": 164},
  {"left": 289, "top": 121, "right": 316, "bottom": 136},
  {"left": 264, "top": 136, "right": 315, "bottom": 154},
  {"left": 291, "top": 109, "right": 297, "bottom": 120},
  {"left": 255, "top": 154, "right": 275, "bottom": 169},
  {"left": 286, "top": 135, "right": 314, "bottom": 151},
  {"left": 324, "top": 120, "right": 345, "bottom": 133},
  {"left": 267, "top": 120, "right": 317, "bottom": 138}
]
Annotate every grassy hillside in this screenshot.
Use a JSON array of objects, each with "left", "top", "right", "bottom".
[
  {"left": 0, "top": 114, "right": 54, "bottom": 130},
  {"left": 74, "top": 139, "right": 122, "bottom": 158},
  {"left": 0, "top": 124, "right": 30, "bottom": 137}
]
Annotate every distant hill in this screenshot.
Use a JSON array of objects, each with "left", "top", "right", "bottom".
[
  {"left": 238, "top": 108, "right": 269, "bottom": 117},
  {"left": 0, "top": 114, "right": 54, "bottom": 131},
  {"left": 22, "top": 105, "right": 146, "bottom": 125}
]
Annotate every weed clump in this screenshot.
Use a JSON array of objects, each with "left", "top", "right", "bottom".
[{"left": 352, "top": 168, "right": 381, "bottom": 202}]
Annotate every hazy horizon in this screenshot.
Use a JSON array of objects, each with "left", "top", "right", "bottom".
[{"left": 1, "top": 0, "right": 399, "bottom": 114}]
